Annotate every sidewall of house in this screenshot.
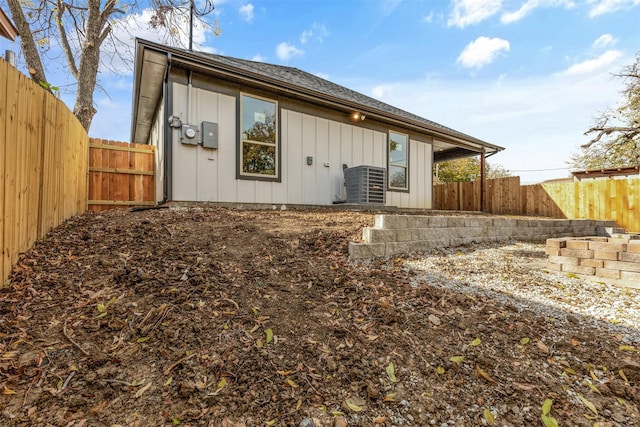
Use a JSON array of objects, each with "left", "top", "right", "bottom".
[{"left": 168, "top": 78, "right": 433, "bottom": 208}]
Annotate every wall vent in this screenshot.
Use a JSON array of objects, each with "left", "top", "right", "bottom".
[{"left": 344, "top": 165, "right": 386, "bottom": 205}]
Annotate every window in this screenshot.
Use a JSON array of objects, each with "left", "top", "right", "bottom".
[
  {"left": 388, "top": 131, "right": 408, "bottom": 190},
  {"left": 240, "top": 94, "right": 278, "bottom": 178}
]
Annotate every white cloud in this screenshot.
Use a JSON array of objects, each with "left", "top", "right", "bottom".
[
  {"left": 315, "top": 72, "right": 330, "bottom": 80},
  {"left": 559, "top": 50, "right": 622, "bottom": 76},
  {"left": 356, "top": 54, "right": 628, "bottom": 183},
  {"left": 239, "top": 4, "right": 254, "bottom": 22},
  {"left": 299, "top": 23, "right": 330, "bottom": 44},
  {"left": 593, "top": 33, "right": 617, "bottom": 49},
  {"left": 276, "top": 42, "right": 304, "bottom": 61},
  {"left": 423, "top": 11, "right": 435, "bottom": 23},
  {"left": 500, "top": 0, "right": 575, "bottom": 24},
  {"left": 448, "top": 0, "right": 502, "bottom": 28},
  {"left": 588, "top": 0, "right": 640, "bottom": 17},
  {"left": 251, "top": 54, "right": 266, "bottom": 62},
  {"left": 457, "top": 36, "right": 510, "bottom": 70}
]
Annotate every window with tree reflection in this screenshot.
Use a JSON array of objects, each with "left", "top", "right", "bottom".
[
  {"left": 388, "top": 131, "right": 408, "bottom": 190},
  {"left": 240, "top": 94, "right": 278, "bottom": 178}
]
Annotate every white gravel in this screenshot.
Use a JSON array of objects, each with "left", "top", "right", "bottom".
[{"left": 400, "top": 241, "right": 640, "bottom": 343}]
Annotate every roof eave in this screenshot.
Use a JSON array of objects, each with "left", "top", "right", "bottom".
[{"left": 133, "top": 39, "right": 505, "bottom": 155}]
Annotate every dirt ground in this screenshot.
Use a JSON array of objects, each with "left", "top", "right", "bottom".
[{"left": 0, "top": 207, "right": 639, "bottom": 427}]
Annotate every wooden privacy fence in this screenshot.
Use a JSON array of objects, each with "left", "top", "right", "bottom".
[
  {"left": 1, "top": 58, "right": 88, "bottom": 284},
  {"left": 88, "top": 139, "right": 155, "bottom": 210},
  {"left": 434, "top": 176, "right": 640, "bottom": 232}
]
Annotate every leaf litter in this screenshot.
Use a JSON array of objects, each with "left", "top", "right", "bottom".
[{"left": 0, "top": 207, "right": 638, "bottom": 426}]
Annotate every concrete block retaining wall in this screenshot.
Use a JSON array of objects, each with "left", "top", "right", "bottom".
[
  {"left": 349, "top": 215, "right": 617, "bottom": 259},
  {"left": 546, "top": 234, "right": 640, "bottom": 281}
]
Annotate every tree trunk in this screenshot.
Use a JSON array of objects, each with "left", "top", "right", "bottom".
[
  {"left": 5, "top": 0, "right": 47, "bottom": 85},
  {"left": 72, "top": 0, "right": 102, "bottom": 131}
]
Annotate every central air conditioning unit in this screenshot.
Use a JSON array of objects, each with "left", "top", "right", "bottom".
[{"left": 344, "top": 165, "right": 386, "bottom": 205}]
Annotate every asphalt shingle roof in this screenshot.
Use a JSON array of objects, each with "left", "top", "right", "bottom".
[{"left": 187, "top": 50, "right": 488, "bottom": 145}]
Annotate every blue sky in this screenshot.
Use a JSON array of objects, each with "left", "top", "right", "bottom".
[{"left": 2, "top": 0, "right": 639, "bottom": 183}]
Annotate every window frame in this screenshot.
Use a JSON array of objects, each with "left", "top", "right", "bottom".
[
  {"left": 387, "top": 130, "right": 409, "bottom": 192},
  {"left": 238, "top": 92, "right": 280, "bottom": 181}
]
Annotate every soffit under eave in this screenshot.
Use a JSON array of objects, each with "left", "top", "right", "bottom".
[
  {"left": 0, "top": 9, "right": 18, "bottom": 41},
  {"left": 133, "top": 49, "right": 167, "bottom": 144}
]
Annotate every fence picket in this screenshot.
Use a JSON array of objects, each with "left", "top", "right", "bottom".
[{"left": 434, "top": 176, "right": 640, "bottom": 232}]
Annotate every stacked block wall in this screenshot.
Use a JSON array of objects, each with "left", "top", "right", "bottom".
[
  {"left": 546, "top": 235, "right": 640, "bottom": 281},
  {"left": 348, "top": 215, "right": 616, "bottom": 259}
]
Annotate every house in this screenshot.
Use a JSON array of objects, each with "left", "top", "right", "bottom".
[
  {"left": 130, "top": 38, "right": 504, "bottom": 209},
  {"left": 0, "top": 7, "right": 19, "bottom": 41}
]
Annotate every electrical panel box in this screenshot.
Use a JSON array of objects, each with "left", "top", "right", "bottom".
[
  {"left": 202, "top": 121, "right": 219, "bottom": 149},
  {"left": 180, "top": 124, "right": 200, "bottom": 145}
]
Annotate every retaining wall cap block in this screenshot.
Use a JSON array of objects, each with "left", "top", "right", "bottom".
[
  {"left": 545, "top": 261, "right": 562, "bottom": 271},
  {"left": 349, "top": 242, "right": 386, "bottom": 259},
  {"left": 566, "top": 240, "right": 591, "bottom": 250},
  {"left": 588, "top": 241, "right": 627, "bottom": 252},
  {"left": 547, "top": 238, "right": 569, "bottom": 248}
]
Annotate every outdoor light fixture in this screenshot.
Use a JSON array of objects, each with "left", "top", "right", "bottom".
[{"left": 351, "top": 112, "right": 366, "bottom": 121}]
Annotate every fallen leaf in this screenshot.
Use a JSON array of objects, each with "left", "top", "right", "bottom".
[
  {"left": 137, "top": 336, "right": 150, "bottom": 343},
  {"left": 386, "top": 362, "right": 397, "bottom": 382},
  {"left": 476, "top": 365, "right": 496, "bottom": 383},
  {"left": 584, "top": 379, "right": 601, "bottom": 394},
  {"left": 436, "top": 366, "right": 445, "bottom": 375},
  {"left": 383, "top": 393, "right": 395, "bottom": 402},
  {"left": 520, "top": 337, "right": 530, "bottom": 345},
  {"left": 265, "top": 420, "right": 276, "bottom": 426},
  {"left": 619, "top": 370, "right": 629, "bottom": 383},
  {"left": 541, "top": 414, "right": 558, "bottom": 427},
  {"left": 276, "top": 370, "right": 292, "bottom": 376},
  {"left": 2, "top": 385, "right": 17, "bottom": 395},
  {"left": 619, "top": 345, "right": 638, "bottom": 352},
  {"left": 577, "top": 394, "right": 598, "bottom": 415},
  {"left": 344, "top": 397, "right": 364, "bottom": 412},
  {"left": 483, "top": 408, "right": 495, "bottom": 425},
  {"left": 470, "top": 338, "right": 482, "bottom": 346},
  {"left": 449, "top": 356, "right": 464, "bottom": 365},
  {"left": 542, "top": 399, "right": 553, "bottom": 416},
  {"left": 287, "top": 379, "right": 298, "bottom": 388},
  {"left": 265, "top": 328, "right": 274, "bottom": 344}
]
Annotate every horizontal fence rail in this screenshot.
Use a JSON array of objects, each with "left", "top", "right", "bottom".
[
  {"left": 434, "top": 176, "right": 640, "bottom": 232},
  {"left": 1, "top": 58, "right": 88, "bottom": 284},
  {"left": 88, "top": 139, "right": 156, "bottom": 211}
]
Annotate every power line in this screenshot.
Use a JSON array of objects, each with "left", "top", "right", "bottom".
[{"left": 509, "top": 167, "right": 571, "bottom": 173}]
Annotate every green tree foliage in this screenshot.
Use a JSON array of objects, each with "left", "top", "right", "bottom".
[
  {"left": 435, "top": 157, "right": 511, "bottom": 183},
  {"left": 570, "top": 52, "right": 640, "bottom": 170}
]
